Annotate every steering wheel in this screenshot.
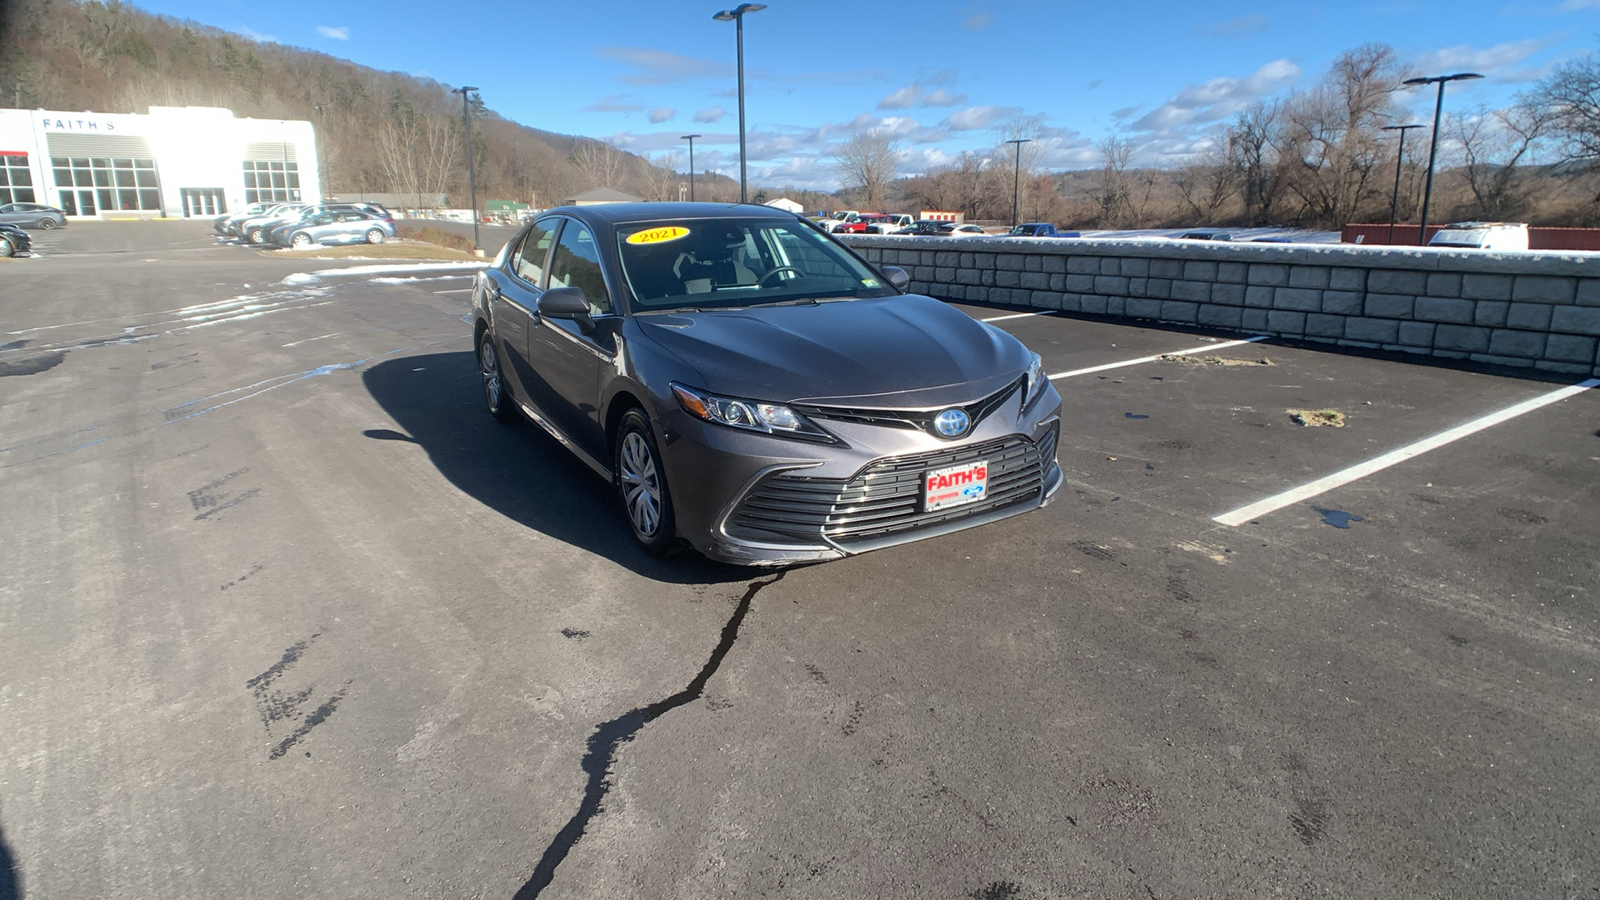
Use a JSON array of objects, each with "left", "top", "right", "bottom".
[{"left": 757, "top": 266, "right": 804, "bottom": 287}]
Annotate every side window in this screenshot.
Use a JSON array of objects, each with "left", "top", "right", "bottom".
[
  {"left": 511, "top": 219, "right": 557, "bottom": 287},
  {"left": 548, "top": 221, "right": 612, "bottom": 315},
  {"left": 315, "top": 213, "right": 336, "bottom": 225}
]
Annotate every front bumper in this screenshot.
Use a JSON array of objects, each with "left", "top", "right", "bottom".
[{"left": 658, "top": 386, "right": 1063, "bottom": 566}]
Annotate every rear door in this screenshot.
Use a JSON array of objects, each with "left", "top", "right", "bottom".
[{"left": 490, "top": 218, "right": 558, "bottom": 410}]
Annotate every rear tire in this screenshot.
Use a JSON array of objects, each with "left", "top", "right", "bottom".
[
  {"left": 247, "top": 226, "right": 265, "bottom": 243},
  {"left": 365, "top": 228, "right": 385, "bottom": 244},
  {"left": 37, "top": 217, "right": 55, "bottom": 230},
  {"left": 477, "top": 333, "right": 514, "bottom": 424},
  {"left": 290, "top": 232, "right": 313, "bottom": 249},
  {"left": 616, "top": 409, "right": 677, "bottom": 557}
]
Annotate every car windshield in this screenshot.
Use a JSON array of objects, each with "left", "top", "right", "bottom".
[{"left": 616, "top": 217, "right": 896, "bottom": 313}]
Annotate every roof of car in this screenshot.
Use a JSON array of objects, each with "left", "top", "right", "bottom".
[{"left": 543, "top": 202, "right": 798, "bottom": 228}]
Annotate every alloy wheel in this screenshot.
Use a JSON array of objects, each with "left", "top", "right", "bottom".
[{"left": 619, "top": 432, "right": 662, "bottom": 538}]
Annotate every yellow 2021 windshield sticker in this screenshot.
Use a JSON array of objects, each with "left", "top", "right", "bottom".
[{"left": 626, "top": 226, "right": 691, "bottom": 245}]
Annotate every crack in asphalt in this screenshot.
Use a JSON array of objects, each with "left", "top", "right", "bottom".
[{"left": 513, "top": 571, "right": 786, "bottom": 899}]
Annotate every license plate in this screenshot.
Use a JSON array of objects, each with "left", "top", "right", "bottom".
[{"left": 924, "top": 459, "right": 989, "bottom": 512}]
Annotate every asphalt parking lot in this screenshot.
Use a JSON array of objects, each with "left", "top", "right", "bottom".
[{"left": 1, "top": 222, "right": 1596, "bottom": 899}]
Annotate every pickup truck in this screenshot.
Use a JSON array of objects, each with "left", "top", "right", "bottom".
[
  {"left": 868, "top": 213, "right": 915, "bottom": 234},
  {"left": 814, "top": 210, "right": 860, "bottom": 233},
  {"left": 1002, "top": 223, "right": 1079, "bottom": 238}
]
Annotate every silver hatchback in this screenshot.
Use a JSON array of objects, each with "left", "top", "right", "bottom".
[{"left": 272, "top": 210, "right": 395, "bottom": 248}]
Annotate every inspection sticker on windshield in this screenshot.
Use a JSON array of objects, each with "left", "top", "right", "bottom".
[
  {"left": 626, "top": 226, "right": 691, "bottom": 245},
  {"left": 924, "top": 460, "right": 988, "bottom": 512}
]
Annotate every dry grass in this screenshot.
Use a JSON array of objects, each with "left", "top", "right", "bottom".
[
  {"left": 397, "top": 225, "right": 478, "bottom": 252},
  {"left": 1287, "top": 408, "right": 1346, "bottom": 427},
  {"left": 265, "top": 240, "right": 481, "bottom": 261}
]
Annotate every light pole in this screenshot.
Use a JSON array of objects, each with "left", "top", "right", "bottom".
[
  {"left": 1403, "top": 72, "right": 1483, "bottom": 246},
  {"left": 454, "top": 85, "right": 480, "bottom": 249},
  {"left": 712, "top": 3, "right": 764, "bottom": 204},
  {"left": 681, "top": 133, "right": 702, "bottom": 201},
  {"left": 1381, "top": 124, "right": 1423, "bottom": 245},
  {"left": 1005, "top": 138, "right": 1032, "bottom": 228},
  {"left": 313, "top": 104, "right": 329, "bottom": 201}
]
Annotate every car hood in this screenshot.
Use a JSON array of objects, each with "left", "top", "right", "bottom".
[{"left": 634, "top": 294, "right": 1028, "bottom": 406}]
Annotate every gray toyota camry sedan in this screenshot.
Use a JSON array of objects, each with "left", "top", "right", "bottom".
[{"left": 471, "top": 202, "right": 1062, "bottom": 565}]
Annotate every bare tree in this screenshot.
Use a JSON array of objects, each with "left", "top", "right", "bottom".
[
  {"left": 1445, "top": 103, "right": 1549, "bottom": 220},
  {"left": 836, "top": 130, "right": 903, "bottom": 209},
  {"left": 376, "top": 113, "right": 458, "bottom": 204},
  {"left": 994, "top": 116, "right": 1046, "bottom": 220},
  {"left": 1092, "top": 135, "right": 1134, "bottom": 227},
  {"left": 640, "top": 151, "right": 684, "bottom": 201},
  {"left": 1523, "top": 54, "right": 1600, "bottom": 166},
  {"left": 1277, "top": 44, "right": 1408, "bottom": 228},
  {"left": 1172, "top": 138, "right": 1240, "bottom": 224},
  {"left": 1227, "top": 100, "right": 1287, "bottom": 225},
  {"left": 569, "top": 139, "right": 626, "bottom": 190}
]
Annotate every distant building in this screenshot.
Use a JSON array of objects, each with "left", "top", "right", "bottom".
[
  {"left": 485, "top": 199, "right": 531, "bottom": 220},
  {"left": 0, "top": 105, "right": 321, "bottom": 219},
  {"left": 764, "top": 197, "right": 803, "bottom": 213},
  {"left": 333, "top": 192, "right": 447, "bottom": 212},
  {"left": 565, "top": 187, "right": 644, "bottom": 206}
]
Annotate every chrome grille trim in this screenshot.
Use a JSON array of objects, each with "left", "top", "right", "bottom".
[
  {"left": 727, "top": 430, "right": 1055, "bottom": 546},
  {"left": 793, "top": 377, "right": 1022, "bottom": 438}
]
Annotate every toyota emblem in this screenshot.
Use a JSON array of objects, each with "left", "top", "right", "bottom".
[{"left": 933, "top": 408, "right": 970, "bottom": 438}]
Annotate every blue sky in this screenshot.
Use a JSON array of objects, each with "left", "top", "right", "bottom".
[{"left": 135, "top": 0, "right": 1597, "bottom": 190}]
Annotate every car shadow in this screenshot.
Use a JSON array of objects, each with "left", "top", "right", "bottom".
[
  {"left": 362, "top": 352, "right": 748, "bottom": 585},
  {"left": 1, "top": 808, "right": 18, "bottom": 900}
]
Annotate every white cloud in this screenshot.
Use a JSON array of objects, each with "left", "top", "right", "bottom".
[
  {"left": 315, "top": 25, "right": 349, "bottom": 40},
  {"left": 942, "top": 105, "right": 1022, "bottom": 131},
  {"left": 922, "top": 89, "right": 965, "bottom": 107},
  {"left": 1130, "top": 58, "right": 1302, "bottom": 133},
  {"left": 585, "top": 95, "right": 645, "bottom": 114},
  {"left": 693, "top": 106, "right": 726, "bottom": 123},
  {"left": 649, "top": 108, "right": 676, "bottom": 124},
  {"left": 879, "top": 87, "right": 922, "bottom": 110},
  {"left": 1414, "top": 38, "right": 1554, "bottom": 83},
  {"left": 232, "top": 25, "right": 278, "bottom": 43},
  {"left": 597, "top": 46, "right": 724, "bottom": 86}
]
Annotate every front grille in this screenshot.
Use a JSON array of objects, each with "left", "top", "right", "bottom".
[
  {"left": 727, "top": 429, "right": 1056, "bottom": 546},
  {"left": 793, "top": 377, "right": 1022, "bottom": 439}
]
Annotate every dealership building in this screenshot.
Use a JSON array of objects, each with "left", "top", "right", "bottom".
[{"left": 0, "top": 106, "right": 322, "bottom": 219}]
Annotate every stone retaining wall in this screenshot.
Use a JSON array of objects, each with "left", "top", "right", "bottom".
[{"left": 843, "top": 235, "right": 1600, "bottom": 377}]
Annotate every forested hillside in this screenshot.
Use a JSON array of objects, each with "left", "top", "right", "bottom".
[{"left": 0, "top": 0, "right": 744, "bottom": 205}]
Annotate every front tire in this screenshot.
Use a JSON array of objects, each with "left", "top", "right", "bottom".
[
  {"left": 477, "top": 333, "right": 514, "bottom": 423},
  {"left": 247, "top": 226, "right": 265, "bottom": 244},
  {"left": 0, "top": 236, "right": 13, "bottom": 257},
  {"left": 365, "top": 228, "right": 385, "bottom": 244},
  {"left": 616, "top": 409, "right": 677, "bottom": 557}
]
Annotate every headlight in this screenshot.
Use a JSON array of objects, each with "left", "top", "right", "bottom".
[
  {"left": 1022, "top": 352, "right": 1048, "bottom": 410},
  {"left": 671, "top": 383, "right": 835, "bottom": 442}
]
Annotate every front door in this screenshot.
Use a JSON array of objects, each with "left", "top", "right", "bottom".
[
  {"left": 181, "top": 189, "right": 227, "bottom": 217},
  {"left": 526, "top": 217, "right": 616, "bottom": 465}
]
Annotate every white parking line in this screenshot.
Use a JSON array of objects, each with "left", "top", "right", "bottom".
[
  {"left": 1213, "top": 377, "right": 1600, "bottom": 527},
  {"left": 982, "top": 311, "right": 1054, "bottom": 323},
  {"left": 433, "top": 289, "right": 472, "bottom": 294},
  {"left": 1049, "top": 336, "right": 1269, "bottom": 380}
]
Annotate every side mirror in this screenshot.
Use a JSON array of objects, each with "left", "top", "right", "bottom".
[
  {"left": 880, "top": 265, "right": 910, "bottom": 291},
  {"left": 538, "top": 286, "right": 596, "bottom": 334}
]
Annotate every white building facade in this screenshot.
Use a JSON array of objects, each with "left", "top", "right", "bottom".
[{"left": 0, "top": 106, "right": 322, "bottom": 219}]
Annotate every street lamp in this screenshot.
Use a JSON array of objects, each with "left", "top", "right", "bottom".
[
  {"left": 1381, "top": 124, "right": 1423, "bottom": 245},
  {"left": 712, "top": 3, "right": 764, "bottom": 204},
  {"left": 313, "top": 104, "right": 329, "bottom": 201},
  {"left": 681, "top": 133, "right": 702, "bottom": 201},
  {"left": 1403, "top": 72, "right": 1483, "bottom": 246},
  {"left": 1005, "top": 138, "right": 1032, "bottom": 228},
  {"left": 454, "top": 85, "right": 480, "bottom": 250}
]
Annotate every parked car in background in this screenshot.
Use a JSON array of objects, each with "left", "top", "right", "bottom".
[
  {"left": 1001, "top": 223, "right": 1080, "bottom": 238},
  {"left": 0, "top": 223, "right": 32, "bottom": 256},
  {"left": 213, "top": 202, "right": 276, "bottom": 236},
  {"left": 941, "top": 223, "right": 988, "bottom": 236},
  {"left": 472, "top": 202, "right": 1062, "bottom": 565},
  {"left": 815, "top": 210, "right": 860, "bottom": 233},
  {"left": 245, "top": 202, "right": 392, "bottom": 245},
  {"left": 0, "top": 202, "right": 68, "bottom": 229},
  {"left": 1428, "top": 222, "right": 1529, "bottom": 251},
  {"left": 866, "top": 213, "right": 914, "bottom": 234},
  {"left": 836, "top": 213, "right": 885, "bottom": 235},
  {"left": 231, "top": 203, "right": 307, "bottom": 242},
  {"left": 269, "top": 209, "right": 396, "bottom": 248},
  {"left": 895, "top": 220, "right": 957, "bottom": 237}
]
